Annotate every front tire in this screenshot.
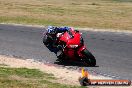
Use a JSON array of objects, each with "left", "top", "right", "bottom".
[
  {"left": 82, "top": 49, "right": 96, "bottom": 66},
  {"left": 56, "top": 52, "right": 67, "bottom": 63}
]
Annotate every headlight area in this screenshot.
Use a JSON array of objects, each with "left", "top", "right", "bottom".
[{"left": 69, "top": 45, "right": 78, "bottom": 48}]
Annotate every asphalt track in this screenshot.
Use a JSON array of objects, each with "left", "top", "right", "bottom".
[{"left": 0, "top": 24, "right": 132, "bottom": 80}]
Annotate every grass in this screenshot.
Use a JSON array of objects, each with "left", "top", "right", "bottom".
[
  {"left": 0, "top": 0, "right": 132, "bottom": 30},
  {"left": 0, "top": 67, "right": 86, "bottom": 88}
]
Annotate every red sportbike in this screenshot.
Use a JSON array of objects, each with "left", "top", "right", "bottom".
[{"left": 43, "top": 28, "right": 96, "bottom": 66}]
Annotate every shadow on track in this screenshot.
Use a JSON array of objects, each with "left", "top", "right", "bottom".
[{"left": 54, "top": 61, "right": 99, "bottom": 67}]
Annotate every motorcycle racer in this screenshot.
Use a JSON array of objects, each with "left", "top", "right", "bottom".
[{"left": 43, "top": 26, "right": 96, "bottom": 66}]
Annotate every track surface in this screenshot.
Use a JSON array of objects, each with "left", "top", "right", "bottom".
[{"left": 0, "top": 24, "right": 132, "bottom": 80}]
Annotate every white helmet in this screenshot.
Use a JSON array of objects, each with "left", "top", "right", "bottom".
[{"left": 47, "top": 26, "right": 55, "bottom": 34}]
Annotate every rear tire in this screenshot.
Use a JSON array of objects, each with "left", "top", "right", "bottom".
[{"left": 82, "top": 49, "right": 96, "bottom": 66}]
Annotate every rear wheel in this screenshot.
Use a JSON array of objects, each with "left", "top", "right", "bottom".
[{"left": 82, "top": 49, "right": 96, "bottom": 66}]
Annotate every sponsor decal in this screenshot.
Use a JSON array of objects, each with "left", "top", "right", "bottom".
[{"left": 79, "top": 68, "right": 131, "bottom": 86}]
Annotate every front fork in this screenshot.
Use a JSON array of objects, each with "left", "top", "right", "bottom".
[{"left": 77, "top": 45, "right": 86, "bottom": 58}]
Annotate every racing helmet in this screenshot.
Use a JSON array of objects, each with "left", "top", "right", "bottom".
[{"left": 47, "top": 26, "right": 56, "bottom": 34}]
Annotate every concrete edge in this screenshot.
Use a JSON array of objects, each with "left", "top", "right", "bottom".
[{"left": 0, "top": 23, "right": 132, "bottom": 34}]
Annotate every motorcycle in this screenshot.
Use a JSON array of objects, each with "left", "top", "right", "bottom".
[{"left": 43, "top": 27, "right": 96, "bottom": 66}]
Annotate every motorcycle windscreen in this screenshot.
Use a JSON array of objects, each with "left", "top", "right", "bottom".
[
  {"left": 59, "top": 32, "right": 71, "bottom": 43},
  {"left": 67, "top": 33, "right": 81, "bottom": 46}
]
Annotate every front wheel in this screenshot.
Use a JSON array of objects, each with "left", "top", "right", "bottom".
[{"left": 82, "top": 49, "right": 96, "bottom": 66}]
